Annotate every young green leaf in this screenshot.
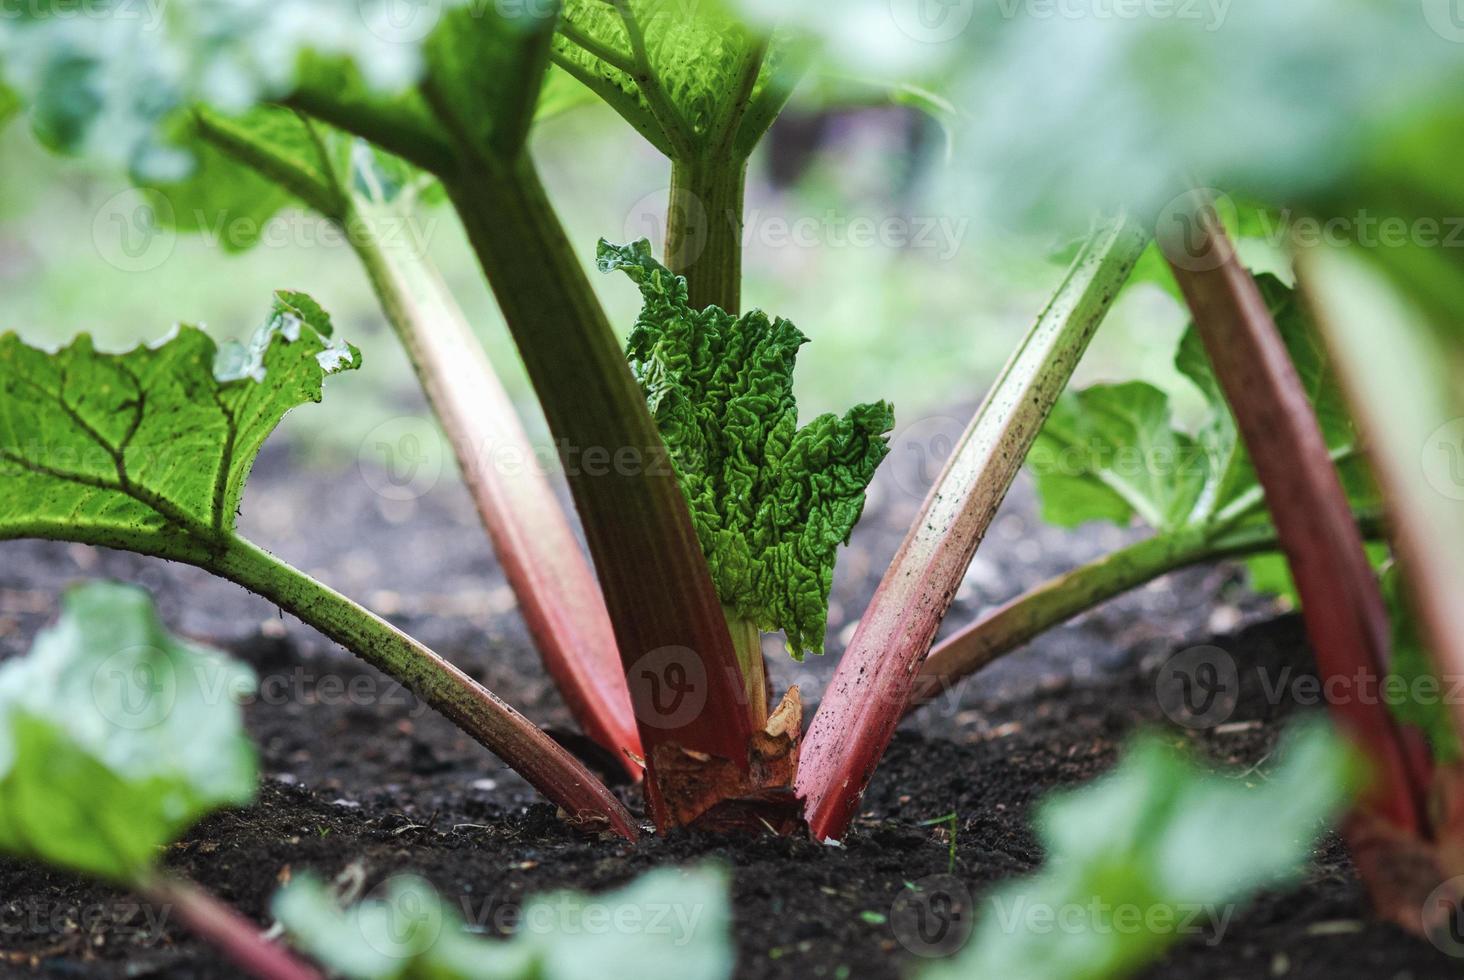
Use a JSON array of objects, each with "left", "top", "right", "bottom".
[
  {"left": 600, "top": 239, "right": 894, "bottom": 659},
  {"left": 1028, "top": 272, "right": 1376, "bottom": 605},
  {"left": 0, "top": 291, "right": 358, "bottom": 558},
  {"left": 0, "top": 582, "right": 257, "bottom": 882},
  {"left": 275, "top": 866, "right": 733, "bottom": 980},
  {"left": 926, "top": 719, "right": 1357, "bottom": 980}
]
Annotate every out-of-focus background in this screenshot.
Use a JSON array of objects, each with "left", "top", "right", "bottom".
[{"left": 0, "top": 92, "right": 1192, "bottom": 470}]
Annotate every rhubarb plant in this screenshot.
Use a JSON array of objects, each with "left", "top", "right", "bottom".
[{"left": 0, "top": 0, "right": 1449, "bottom": 892}]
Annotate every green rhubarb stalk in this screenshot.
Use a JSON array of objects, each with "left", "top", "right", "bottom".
[
  {"left": 667, "top": 156, "right": 749, "bottom": 313},
  {"left": 912, "top": 510, "right": 1387, "bottom": 710},
  {"left": 210, "top": 538, "right": 638, "bottom": 839}
]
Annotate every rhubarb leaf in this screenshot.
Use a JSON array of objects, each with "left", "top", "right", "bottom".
[
  {"left": 1029, "top": 382, "right": 1206, "bottom": 533},
  {"left": 275, "top": 865, "right": 733, "bottom": 980},
  {"left": 926, "top": 719, "right": 1355, "bottom": 980},
  {"left": 0, "top": 292, "right": 359, "bottom": 558},
  {"left": 553, "top": 1, "right": 795, "bottom": 157},
  {"left": 600, "top": 239, "right": 893, "bottom": 659},
  {"left": 0, "top": 583, "right": 256, "bottom": 882},
  {"left": 1030, "top": 274, "right": 1369, "bottom": 536}
]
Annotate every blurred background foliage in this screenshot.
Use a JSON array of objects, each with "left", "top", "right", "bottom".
[
  {"left": 0, "top": 0, "right": 1457, "bottom": 472},
  {"left": 0, "top": 50, "right": 1190, "bottom": 467}
]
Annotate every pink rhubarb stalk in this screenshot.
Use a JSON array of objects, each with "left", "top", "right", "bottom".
[
  {"left": 353, "top": 217, "right": 642, "bottom": 775},
  {"left": 798, "top": 215, "right": 1149, "bottom": 841},
  {"left": 1162, "top": 193, "right": 1429, "bottom": 833},
  {"left": 140, "top": 876, "right": 322, "bottom": 980}
]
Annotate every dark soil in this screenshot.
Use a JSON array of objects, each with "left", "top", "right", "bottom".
[{"left": 0, "top": 419, "right": 1455, "bottom": 979}]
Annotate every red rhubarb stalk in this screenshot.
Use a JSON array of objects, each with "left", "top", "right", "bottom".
[
  {"left": 351, "top": 212, "right": 643, "bottom": 774},
  {"left": 1162, "top": 193, "right": 1429, "bottom": 833},
  {"left": 139, "top": 876, "right": 322, "bottom": 980},
  {"left": 798, "top": 215, "right": 1150, "bottom": 841}
]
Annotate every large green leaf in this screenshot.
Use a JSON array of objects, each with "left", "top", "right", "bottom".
[
  {"left": 0, "top": 583, "right": 257, "bottom": 882},
  {"left": 600, "top": 239, "right": 893, "bottom": 659},
  {"left": 926, "top": 719, "right": 1355, "bottom": 980},
  {"left": 0, "top": 1, "right": 433, "bottom": 180},
  {"left": 0, "top": 291, "right": 359, "bottom": 558},
  {"left": 275, "top": 865, "right": 733, "bottom": 980},
  {"left": 552, "top": 0, "right": 796, "bottom": 158}
]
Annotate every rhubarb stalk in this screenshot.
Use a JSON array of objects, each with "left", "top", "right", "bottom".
[
  {"left": 1161, "top": 192, "right": 1429, "bottom": 833},
  {"left": 798, "top": 215, "right": 1150, "bottom": 841},
  {"left": 138, "top": 875, "right": 323, "bottom": 980},
  {"left": 192, "top": 110, "right": 643, "bottom": 775}
]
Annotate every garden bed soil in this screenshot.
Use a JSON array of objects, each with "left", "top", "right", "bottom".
[{"left": 0, "top": 423, "right": 1455, "bottom": 979}]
